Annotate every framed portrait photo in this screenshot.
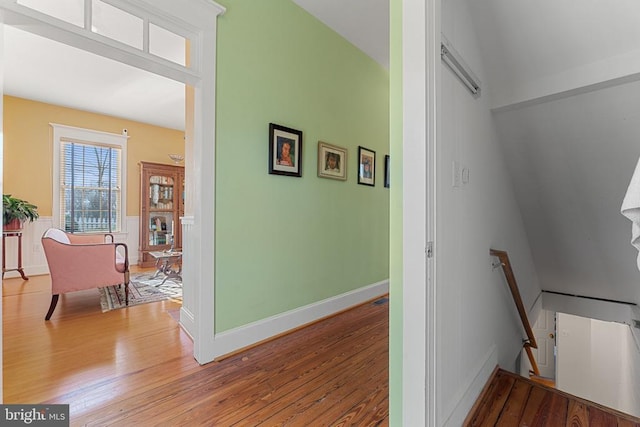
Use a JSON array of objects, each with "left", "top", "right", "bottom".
[
  {"left": 317, "top": 141, "right": 347, "bottom": 181},
  {"left": 269, "top": 123, "right": 303, "bottom": 177},
  {"left": 357, "top": 146, "right": 376, "bottom": 186}
]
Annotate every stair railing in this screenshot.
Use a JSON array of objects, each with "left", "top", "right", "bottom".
[{"left": 490, "top": 249, "right": 541, "bottom": 377}]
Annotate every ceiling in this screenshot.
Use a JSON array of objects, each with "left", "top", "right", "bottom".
[
  {"left": 465, "top": 0, "right": 640, "bottom": 305},
  {"left": 467, "top": 0, "right": 640, "bottom": 109},
  {"left": 292, "top": 0, "right": 389, "bottom": 69},
  {"left": 4, "top": 25, "right": 186, "bottom": 131},
  {"left": 494, "top": 83, "right": 640, "bottom": 304},
  {"left": 5, "top": 1, "right": 640, "bottom": 304}
]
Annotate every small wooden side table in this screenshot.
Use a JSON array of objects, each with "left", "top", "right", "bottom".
[
  {"left": 3, "top": 230, "right": 29, "bottom": 280},
  {"left": 149, "top": 251, "right": 182, "bottom": 285}
]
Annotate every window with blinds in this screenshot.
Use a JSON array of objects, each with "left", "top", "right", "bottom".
[
  {"left": 60, "top": 140, "right": 122, "bottom": 233},
  {"left": 51, "top": 124, "right": 128, "bottom": 235}
]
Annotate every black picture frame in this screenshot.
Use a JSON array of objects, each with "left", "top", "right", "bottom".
[
  {"left": 269, "top": 123, "right": 303, "bottom": 177},
  {"left": 384, "top": 155, "right": 390, "bottom": 188},
  {"left": 357, "top": 146, "right": 376, "bottom": 186}
]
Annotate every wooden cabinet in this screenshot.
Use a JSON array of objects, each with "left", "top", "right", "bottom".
[{"left": 138, "top": 161, "right": 184, "bottom": 267}]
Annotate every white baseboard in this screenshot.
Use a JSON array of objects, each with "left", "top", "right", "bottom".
[
  {"left": 180, "top": 306, "right": 195, "bottom": 340},
  {"left": 442, "top": 344, "right": 498, "bottom": 427},
  {"left": 211, "top": 279, "right": 389, "bottom": 359}
]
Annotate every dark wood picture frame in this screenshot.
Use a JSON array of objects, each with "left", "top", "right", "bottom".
[
  {"left": 269, "top": 123, "right": 303, "bottom": 177},
  {"left": 357, "top": 146, "right": 376, "bottom": 186}
]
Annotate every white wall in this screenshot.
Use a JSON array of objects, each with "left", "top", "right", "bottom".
[
  {"left": 437, "top": 0, "right": 542, "bottom": 425},
  {"left": 4, "top": 216, "right": 140, "bottom": 279},
  {"left": 557, "top": 313, "right": 640, "bottom": 417}
]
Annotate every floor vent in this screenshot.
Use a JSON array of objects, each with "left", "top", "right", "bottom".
[
  {"left": 633, "top": 319, "right": 640, "bottom": 329},
  {"left": 373, "top": 297, "right": 389, "bottom": 305}
]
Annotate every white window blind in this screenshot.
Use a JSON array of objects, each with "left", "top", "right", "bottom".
[
  {"left": 60, "top": 140, "right": 121, "bottom": 233},
  {"left": 51, "top": 124, "right": 128, "bottom": 234}
]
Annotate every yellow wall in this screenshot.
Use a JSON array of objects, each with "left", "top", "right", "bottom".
[{"left": 3, "top": 96, "right": 184, "bottom": 216}]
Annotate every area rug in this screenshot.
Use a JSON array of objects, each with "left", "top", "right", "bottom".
[{"left": 99, "top": 272, "right": 182, "bottom": 312}]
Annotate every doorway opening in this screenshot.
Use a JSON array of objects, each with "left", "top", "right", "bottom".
[{"left": 0, "top": 0, "right": 224, "bottom": 403}]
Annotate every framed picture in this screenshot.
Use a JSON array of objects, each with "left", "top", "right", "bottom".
[
  {"left": 357, "top": 146, "right": 376, "bottom": 186},
  {"left": 317, "top": 141, "right": 347, "bottom": 181},
  {"left": 384, "top": 155, "right": 390, "bottom": 188},
  {"left": 269, "top": 123, "right": 303, "bottom": 177}
]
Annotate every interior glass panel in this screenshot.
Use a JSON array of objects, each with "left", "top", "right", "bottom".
[
  {"left": 148, "top": 175, "right": 175, "bottom": 246},
  {"left": 17, "top": 0, "right": 84, "bottom": 27},
  {"left": 91, "top": 0, "right": 143, "bottom": 49},
  {"left": 149, "top": 23, "right": 187, "bottom": 66}
]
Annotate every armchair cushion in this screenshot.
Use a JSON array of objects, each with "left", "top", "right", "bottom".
[{"left": 44, "top": 228, "right": 70, "bottom": 244}]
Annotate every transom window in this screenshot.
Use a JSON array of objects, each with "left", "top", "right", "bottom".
[
  {"left": 16, "top": 0, "right": 190, "bottom": 67},
  {"left": 51, "top": 124, "right": 128, "bottom": 233}
]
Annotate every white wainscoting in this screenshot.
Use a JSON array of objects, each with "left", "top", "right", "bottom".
[
  {"left": 179, "top": 216, "right": 196, "bottom": 339},
  {"left": 3, "top": 216, "right": 140, "bottom": 278}
]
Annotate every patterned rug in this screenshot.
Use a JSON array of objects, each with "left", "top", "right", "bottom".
[{"left": 99, "top": 272, "right": 182, "bottom": 312}]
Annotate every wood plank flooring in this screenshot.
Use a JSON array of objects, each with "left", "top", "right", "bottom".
[
  {"left": 465, "top": 368, "right": 640, "bottom": 427},
  {"left": 3, "top": 272, "right": 389, "bottom": 426}
]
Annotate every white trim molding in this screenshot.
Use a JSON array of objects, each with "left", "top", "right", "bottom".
[
  {"left": 212, "top": 280, "right": 389, "bottom": 359},
  {"left": 403, "top": 0, "right": 439, "bottom": 425}
]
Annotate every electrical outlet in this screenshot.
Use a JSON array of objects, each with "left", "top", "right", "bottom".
[{"left": 633, "top": 319, "right": 640, "bottom": 329}]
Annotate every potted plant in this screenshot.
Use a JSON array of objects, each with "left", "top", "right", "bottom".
[{"left": 3, "top": 194, "right": 39, "bottom": 231}]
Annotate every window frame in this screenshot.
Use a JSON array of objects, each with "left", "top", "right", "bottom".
[{"left": 51, "top": 123, "right": 128, "bottom": 234}]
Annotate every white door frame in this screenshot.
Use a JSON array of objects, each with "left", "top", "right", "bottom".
[
  {"left": 0, "top": 0, "right": 224, "bottom": 367},
  {"left": 0, "top": 10, "right": 4, "bottom": 402},
  {"left": 402, "top": 0, "right": 439, "bottom": 425}
]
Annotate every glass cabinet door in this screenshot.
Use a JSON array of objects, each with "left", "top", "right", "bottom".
[
  {"left": 139, "top": 162, "right": 184, "bottom": 267},
  {"left": 149, "top": 175, "right": 174, "bottom": 209},
  {"left": 148, "top": 174, "right": 175, "bottom": 246}
]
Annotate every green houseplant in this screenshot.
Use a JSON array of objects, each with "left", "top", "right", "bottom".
[{"left": 3, "top": 194, "right": 39, "bottom": 230}]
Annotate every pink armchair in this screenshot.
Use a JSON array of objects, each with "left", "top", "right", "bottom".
[{"left": 41, "top": 228, "right": 130, "bottom": 320}]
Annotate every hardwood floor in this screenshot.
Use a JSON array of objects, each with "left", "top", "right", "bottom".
[
  {"left": 465, "top": 368, "right": 640, "bottom": 427},
  {"left": 3, "top": 272, "right": 389, "bottom": 426}
]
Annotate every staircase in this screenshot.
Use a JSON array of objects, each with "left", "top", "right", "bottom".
[{"left": 464, "top": 368, "right": 640, "bottom": 426}]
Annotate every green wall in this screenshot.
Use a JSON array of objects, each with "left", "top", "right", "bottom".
[
  {"left": 389, "top": 0, "right": 403, "bottom": 424},
  {"left": 215, "top": 0, "right": 390, "bottom": 332}
]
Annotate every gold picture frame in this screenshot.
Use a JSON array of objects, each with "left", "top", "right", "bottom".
[{"left": 317, "top": 141, "right": 347, "bottom": 181}]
